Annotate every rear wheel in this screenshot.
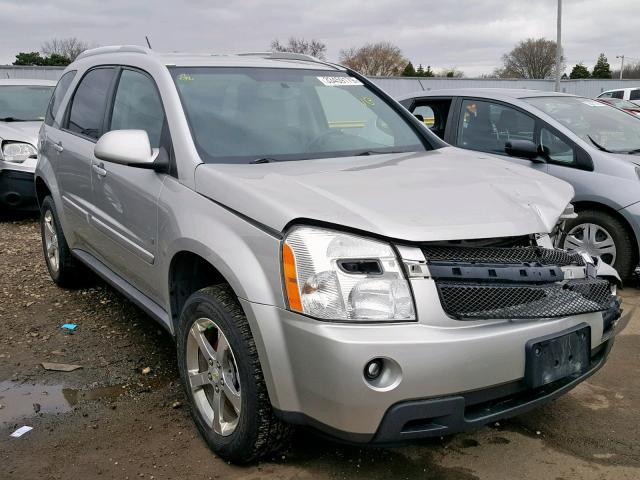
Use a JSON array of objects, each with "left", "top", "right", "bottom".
[
  {"left": 176, "top": 285, "right": 292, "bottom": 463},
  {"left": 40, "top": 196, "right": 90, "bottom": 287},
  {"left": 561, "top": 209, "right": 636, "bottom": 279}
]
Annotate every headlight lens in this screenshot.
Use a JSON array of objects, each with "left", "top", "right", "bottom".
[
  {"left": 2, "top": 142, "right": 37, "bottom": 163},
  {"left": 282, "top": 226, "right": 416, "bottom": 322}
]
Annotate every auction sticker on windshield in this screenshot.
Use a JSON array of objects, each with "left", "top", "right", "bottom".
[{"left": 317, "top": 76, "right": 363, "bottom": 86}]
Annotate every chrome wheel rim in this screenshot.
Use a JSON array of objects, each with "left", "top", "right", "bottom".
[
  {"left": 186, "top": 318, "right": 241, "bottom": 436},
  {"left": 43, "top": 210, "right": 60, "bottom": 273},
  {"left": 563, "top": 223, "right": 617, "bottom": 265}
]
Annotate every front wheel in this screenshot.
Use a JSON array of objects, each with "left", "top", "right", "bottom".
[
  {"left": 176, "top": 285, "right": 292, "bottom": 463},
  {"left": 561, "top": 209, "right": 636, "bottom": 279}
]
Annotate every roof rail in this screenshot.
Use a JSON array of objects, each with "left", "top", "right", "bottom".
[
  {"left": 76, "top": 45, "right": 150, "bottom": 61},
  {"left": 236, "top": 51, "right": 342, "bottom": 70}
]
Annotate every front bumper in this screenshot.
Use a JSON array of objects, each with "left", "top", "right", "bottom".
[
  {"left": 0, "top": 168, "right": 37, "bottom": 210},
  {"left": 241, "top": 287, "right": 625, "bottom": 443}
]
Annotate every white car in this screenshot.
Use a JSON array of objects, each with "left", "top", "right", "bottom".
[
  {"left": 0, "top": 79, "right": 56, "bottom": 211},
  {"left": 597, "top": 87, "right": 640, "bottom": 106}
]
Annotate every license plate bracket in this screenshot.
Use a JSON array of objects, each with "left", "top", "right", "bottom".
[{"left": 525, "top": 323, "right": 591, "bottom": 388}]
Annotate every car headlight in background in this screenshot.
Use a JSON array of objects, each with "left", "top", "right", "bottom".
[
  {"left": 1, "top": 142, "right": 37, "bottom": 163},
  {"left": 282, "top": 226, "right": 416, "bottom": 322}
]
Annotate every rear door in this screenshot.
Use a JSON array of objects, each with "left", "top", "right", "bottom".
[
  {"left": 54, "top": 67, "right": 117, "bottom": 249},
  {"left": 452, "top": 97, "right": 548, "bottom": 172},
  {"left": 88, "top": 67, "right": 169, "bottom": 303}
]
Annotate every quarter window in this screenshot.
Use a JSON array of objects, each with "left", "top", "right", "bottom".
[
  {"left": 109, "top": 69, "right": 165, "bottom": 148},
  {"left": 458, "top": 99, "right": 535, "bottom": 154},
  {"left": 67, "top": 68, "right": 116, "bottom": 140},
  {"left": 45, "top": 70, "right": 76, "bottom": 127},
  {"left": 540, "top": 128, "right": 574, "bottom": 164}
]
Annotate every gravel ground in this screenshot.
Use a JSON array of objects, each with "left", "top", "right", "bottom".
[{"left": 1, "top": 213, "right": 639, "bottom": 480}]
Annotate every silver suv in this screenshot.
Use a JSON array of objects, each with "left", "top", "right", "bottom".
[{"left": 36, "top": 46, "right": 627, "bottom": 463}]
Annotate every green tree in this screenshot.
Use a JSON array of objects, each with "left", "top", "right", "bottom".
[
  {"left": 569, "top": 63, "right": 590, "bottom": 79},
  {"left": 423, "top": 65, "right": 434, "bottom": 77},
  {"left": 13, "top": 52, "right": 46, "bottom": 66},
  {"left": 416, "top": 64, "right": 425, "bottom": 76},
  {"left": 44, "top": 53, "right": 71, "bottom": 66},
  {"left": 592, "top": 53, "right": 612, "bottom": 79},
  {"left": 402, "top": 61, "right": 416, "bottom": 76},
  {"left": 12, "top": 51, "right": 71, "bottom": 66}
]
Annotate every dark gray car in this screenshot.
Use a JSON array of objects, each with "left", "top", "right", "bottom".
[{"left": 398, "top": 89, "right": 640, "bottom": 279}]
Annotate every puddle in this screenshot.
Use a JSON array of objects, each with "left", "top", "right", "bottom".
[{"left": 0, "top": 381, "right": 125, "bottom": 426}]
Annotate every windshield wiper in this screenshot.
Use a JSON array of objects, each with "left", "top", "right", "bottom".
[
  {"left": 355, "top": 149, "right": 408, "bottom": 156},
  {"left": 249, "top": 157, "right": 281, "bottom": 164},
  {"left": 626, "top": 148, "right": 640, "bottom": 155},
  {"left": 0, "top": 116, "right": 28, "bottom": 122},
  {"left": 588, "top": 135, "right": 614, "bottom": 153}
]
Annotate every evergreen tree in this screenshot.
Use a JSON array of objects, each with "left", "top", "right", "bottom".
[
  {"left": 569, "top": 63, "right": 590, "bottom": 79},
  {"left": 416, "top": 64, "right": 425, "bottom": 76},
  {"left": 424, "top": 65, "right": 434, "bottom": 77},
  {"left": 592, "top": 54, "right": 612, "bottom": 79},
  {"left": 402, "top": 61, "right": 416, "bottom": 76}
]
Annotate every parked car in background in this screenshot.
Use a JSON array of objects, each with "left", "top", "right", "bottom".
[
  {"left": 398, "top": 89, "right": 640, "bottom": 279},
  {"left": 596, "top": 97, "right": 640, "bottom": 117},
  {"left": 597, "top": 87, "right": 640, "bottom": 106},
  {"left": 0, "top": 79, "right": 56, "bottom": 211},
  {"left": 36, "top": 46, "right": 626, "bottom": 463}
]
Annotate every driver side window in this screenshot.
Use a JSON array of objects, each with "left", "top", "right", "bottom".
[{"left": 540, "top": 127, "right": 575, "bottom": 164}]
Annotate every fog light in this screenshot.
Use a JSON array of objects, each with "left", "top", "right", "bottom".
[{"left": 364, "top": 359, "right": 383, "bottom": 380}]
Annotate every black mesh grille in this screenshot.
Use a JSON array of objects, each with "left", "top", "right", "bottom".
[
  {"left": 422, "top": 246, "right": 584, "bottom": 266},
  {"left": 437, "top": 279, "right": 611, "bottom": 320}
]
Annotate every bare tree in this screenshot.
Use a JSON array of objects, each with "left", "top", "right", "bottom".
[
  {"left": 270, "top": 37, "right": 327, "bottom": 60},
  {"left": 497, "top": 38, "right": 564, "bottom": 79},
  {"left": 612, "top": 61, "right": 640, "bottom": 80},
  {"left": 339, "top": 42, "right": 408, "bottom": 76},
  {"left": 41, "top": 37, "right": 93, "bottom": 62}
]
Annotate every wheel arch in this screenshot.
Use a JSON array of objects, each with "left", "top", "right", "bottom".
[{"left": 34, "top": 175, "right": 52, "bottom": 208}]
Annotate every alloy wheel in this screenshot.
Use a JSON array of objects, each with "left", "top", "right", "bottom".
[
  {"left": 43, "top": 210, "right": 60, "bottom": 273},
  {"left": 186, "top": 318, "right": 241, "bottom": 436}
]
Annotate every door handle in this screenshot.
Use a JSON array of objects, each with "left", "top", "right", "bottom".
[
  {"left": 92, "top": 163, "right": 107, "bottom": 178},
  {"left": 52, "top": 141, "right": 64, "bottom": 153}
]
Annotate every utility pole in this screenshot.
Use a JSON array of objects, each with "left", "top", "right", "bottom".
[
  {"left": 617, "top": 55, "right": 625, "bottom": 80},
  {"left": 555, "top": 0, "right": 562, "bottom": 92}
]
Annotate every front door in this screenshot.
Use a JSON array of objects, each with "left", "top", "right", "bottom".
[{"left": 89, "top": 67, "right": 168, "bottom": 304}]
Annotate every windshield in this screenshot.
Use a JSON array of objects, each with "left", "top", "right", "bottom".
[
  {"left": 170, "top": 67, "right": 428, "bottom": 163},
  {"left": 525, "top": 96, "right": 640, "bottom": 153},
  {"left": 0, "top": 85, "right": 54, "bottom": 121}
]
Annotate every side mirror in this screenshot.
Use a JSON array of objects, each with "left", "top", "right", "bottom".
[
  {"left": 504, "top": 139, "right": 544, "bottom": 162},
  {"left": 94, "top": 130, "right": 159, "bottom": 167}
]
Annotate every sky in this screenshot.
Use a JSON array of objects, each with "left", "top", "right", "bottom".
[{"left": 1, "top": 0, "right": 638, "bottom": 77}]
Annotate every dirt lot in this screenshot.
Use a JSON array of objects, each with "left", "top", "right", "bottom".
[{"left": 1, "top": 213, "right": 639, "bottom": 480}]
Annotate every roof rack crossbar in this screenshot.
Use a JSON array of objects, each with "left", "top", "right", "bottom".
[
  {"left": 236, "top": 51, "right": 342, "bottom": 70},
  {"left": 76, "top": 45, "right": 149, "bottom": 61}
]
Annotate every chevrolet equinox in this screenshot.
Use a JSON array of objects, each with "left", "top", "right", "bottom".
[{"left": 35, "top": 46, "right": 628, "bottom": 463}]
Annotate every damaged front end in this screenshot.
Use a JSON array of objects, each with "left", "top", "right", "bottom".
[{"left": 409, "top": 233, "right": 624, "bottom": 333}]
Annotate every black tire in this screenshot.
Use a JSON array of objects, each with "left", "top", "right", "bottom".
[
  {"left": 561, "top": 209, "right": 637, "bottom": 280},
  {"left": 40, "top": 196, "right": 90, "bottom": 288},
  {"left": 176, "top": 284, "right": 293, "bottom": 464}
]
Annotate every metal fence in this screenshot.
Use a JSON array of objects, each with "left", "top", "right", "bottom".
[{"left": 2, "top": 65, "right": 639, "bottom": 99}]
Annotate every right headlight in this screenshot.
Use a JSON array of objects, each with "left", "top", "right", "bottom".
[
  {"left": 282, "top": 226, "right": 416, "bottom": 322},
  {"left": 2, "top": 142, "right": 37, "bottom": 163}
]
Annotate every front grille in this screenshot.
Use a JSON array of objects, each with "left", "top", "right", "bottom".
[
  {"left": 421, "top": 246, "right": 585, "bottom": 266},
  {"left": 437, "top": 278, "right": 611, "bottom": 320}
]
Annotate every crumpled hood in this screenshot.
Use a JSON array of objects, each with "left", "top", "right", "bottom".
[
  {"left": 0, "top": 121, "right": 40, "bottom": 145},
  {"left": 194, "top": 147, "right": 574, "bottom": 242}
]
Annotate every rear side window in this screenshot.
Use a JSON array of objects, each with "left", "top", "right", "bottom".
[
  {"left": 67, "top": 67, "right": 115, "bottom": 140},
  {"left": 109, "top": 69, "right": 165, "bottom": 148},
  {"left": 44, "top": 70, "right": 76, "bottom": 127},
  {"left": 630, "top": 90, "right": 640, "bottom": 101}
]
